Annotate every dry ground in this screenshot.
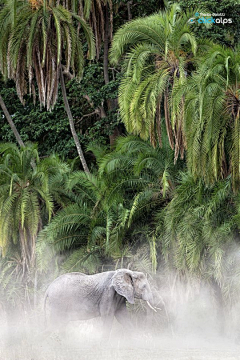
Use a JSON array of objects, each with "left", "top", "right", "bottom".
[{"left": 1, "top": 319, "right": 240, "bottom": 360}]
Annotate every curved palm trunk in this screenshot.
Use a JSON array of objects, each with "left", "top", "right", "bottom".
[
  {"left": 0, "top": 94, "right": 25, "bottom": 147},
  {"left": 59, "top": 66, "right": 90, "bottom": 173}
]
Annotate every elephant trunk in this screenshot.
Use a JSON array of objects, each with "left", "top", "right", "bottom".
[
  {"left": 142, "top": 289, "right": 153, "bottom": 303},
  {"left": 143, "top": 291, "right": 160, "bottom": 312}
]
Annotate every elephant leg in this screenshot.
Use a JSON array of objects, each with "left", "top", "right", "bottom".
[
  {"left": 47, "top": 308, "right": 68, "bottom": 339},
  {"left": 100, "top": 314, "right": 115, "bottom": 340},
  {"left": 115, "top": 303, "right": 133, "bottom": 329},
  {"left": 99, "top": 291, "right": 116, "bottom": 341},
  {"left": 115, "top": 304, "right": 139, "bottom": 343}
]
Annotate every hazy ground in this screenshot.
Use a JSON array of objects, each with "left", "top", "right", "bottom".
[
  {"left": 2, "top": 273, "right": 240, "bottom": 359},
  {"left": 1, "top": 318, "right": 240, "bottom": 360}
]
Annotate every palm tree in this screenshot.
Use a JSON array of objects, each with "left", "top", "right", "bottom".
[
  {"left": 109, "top": 3, "right": 197, "bottom": 162},
  {"left": 0, "top": 143, "right": 70, "bottom": 278},
  {"left": 160, "top": 173, "right": 235, "bottom": 274},
  {"left": 37, "top": 134, "right": 178, "bottom": 274},
  {"left": 158, "top": 171, "right": 240, "bottom": 316},
  {"left": 55, "top": 0, "right": 113, "bottom": 61},
  {"left": 37, "top": 153, "right": 129, "bottom": 272},
  {"left": 66, "top": 0, "right": 113, "bottom": 69},
  {"left": 0, "top": 0, "right": 95, "bottom": 172},
  {"left": 173, "top": 45, "right": 240, "bottom": 190}
]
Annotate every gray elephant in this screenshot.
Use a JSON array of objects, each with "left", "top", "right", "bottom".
[{"left": 44, "top": 268, "right": 155, "bottom": 337}]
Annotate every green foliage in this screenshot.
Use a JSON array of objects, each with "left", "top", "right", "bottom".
[
  {"left": 0, "top": 142, "right": 71, "bottom": 275},
  {"left": 113, "top": 0, "right": 165, "bottom": 31},
  {"left": 173, "top": 44, "right": 240, "bottom": 190},
  {"left": 159, "top": 173, "right": 239, "bottom": 278},
  {"left": 37, "top": 134, "right": 178, "bottom": 274},
  {"left": 0, "top": 74, "right": 121, "bottom": 158},
  {"left": 157, "top": 171, "right": 240, "bottom": 304},
  {"left": 61, "top": 246, "right": 102, "bottom": 274},
  {"left": 110, "top": 4, "right": 197, "bottom": 160},
  {"left": 0, "top": 0, "right": 95, "bottom": 110},
  {"left": 178, "top": 0, "right": 240, "bottom": 47},
  {"left": 0, "top": 81, "right": 76, "bottom": 156},
  {"left": 0, "top": 252, "right": 26, "bottom": 308},
  {"left": 66, "top": 63, "right": 122, "bottom": 145}
]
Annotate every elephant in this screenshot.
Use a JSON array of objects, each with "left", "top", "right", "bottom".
[{"left": 44, "top": 268, "right": 155, "bottom": 337}]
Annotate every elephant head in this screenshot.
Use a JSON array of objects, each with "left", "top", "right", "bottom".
[{"left": 111, "top": 269, "right": 153, "bottom": 306}]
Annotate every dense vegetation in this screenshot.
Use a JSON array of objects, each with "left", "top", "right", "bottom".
[{"left": 0, "top": 0, "right": 240, "bottom": 333}]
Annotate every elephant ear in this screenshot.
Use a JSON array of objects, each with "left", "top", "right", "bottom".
[{"left": 111, "top": 270, "right": 135, "bottom": 304}]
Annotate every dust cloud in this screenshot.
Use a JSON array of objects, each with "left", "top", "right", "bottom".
[{"left": 1, "top": 266, "right": 240, "bottom": 359}]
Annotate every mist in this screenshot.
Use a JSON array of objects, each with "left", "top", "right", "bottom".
[{"left": 1, "top": 264, "right": 240, "bottom": 360}]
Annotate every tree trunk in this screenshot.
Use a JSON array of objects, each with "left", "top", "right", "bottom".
[
  {"left": 60, "top": 66, "right": 90, "bottom": 173},
  {"left": 109, "top": 126, "right": 121, "bottom": 147},
  {"left": 103, "top": 5, "right": 110, "bottom": 85},
  {"left": 0, "top": 93, "right": 25, "bottom": 147},
  {"left": 164, "top": 91, "right": 174, "bottom": 150},
  {"left": 127, "top": 1, "right": 132, "bottom": 21},
  {"left": 103, "top": 7, "right": 122, "bottom": 147}
]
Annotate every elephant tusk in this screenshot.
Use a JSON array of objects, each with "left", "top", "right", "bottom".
[{"left": 147, "top": 301, "right": 157, "bottom": 312}]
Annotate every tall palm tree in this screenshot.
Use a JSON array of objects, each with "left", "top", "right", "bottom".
[
  {"left": 156, "top": 172, "right": 240, "bottom": 334},
  {"left": 158, "top": 171, "right": 240, "bottom": 316},
  {"left": 109, "top": 4, "right": 197, "bottom": 162},
  {"left": 173, "top": 45, "right": 240, "bottom": 190},
  {"left": 0, "top": 0, "right": 95, "bottom": 172},
  {"left": 0, "top": 143, "right": 70, "bottom": 278}
]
